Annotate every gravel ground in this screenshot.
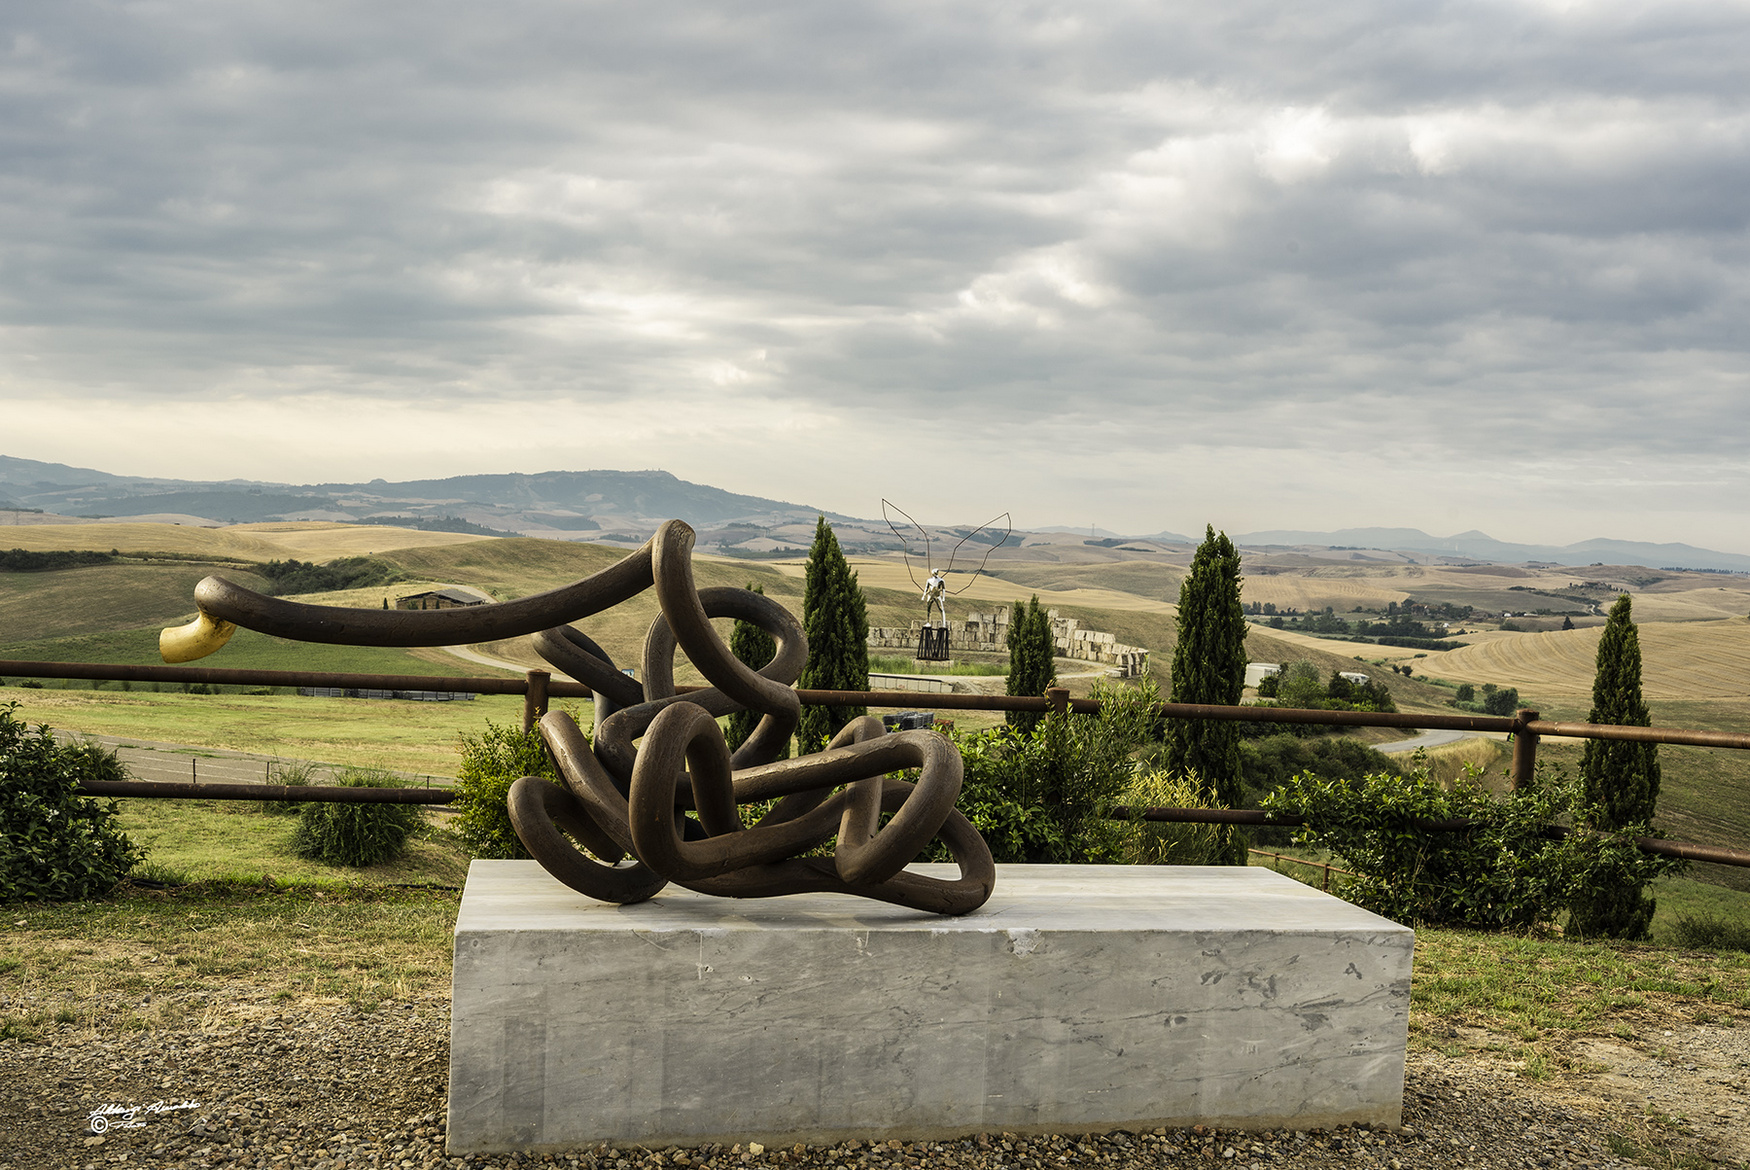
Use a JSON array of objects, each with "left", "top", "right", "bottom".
[{"left": 2, "top": 988, "right": 1740, "bottom": 1170}]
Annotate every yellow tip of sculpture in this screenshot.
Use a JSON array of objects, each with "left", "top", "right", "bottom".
[{"left": 160, "top": 612, "right": 237, "bottom": 663}]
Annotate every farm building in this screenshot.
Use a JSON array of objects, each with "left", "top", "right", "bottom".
[
  {"left": 396, "top": 588, "right": 487, "bottom": 610},
  {"left": 1245, "top": 663, "right": 1282, "bottom": 688}
]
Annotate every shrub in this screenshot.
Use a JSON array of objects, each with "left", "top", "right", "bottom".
[
  {"left": 0, "top": 703, "right": 144, "bottom": 901},
  {"left": 1480, "top": 683, "right": 1521, "bottom": 716},
  {"left": 454, "top": 720, "right": 559, "bottom": 859},
  {"left": 1260, "top": 763, "right": 1678, "bottom": 930},
  {"left": 1113, "top": 769, "right": 1233, "bottom": 865},
  {"left": 1667, "top": 914, "right": 1750, "bottom": 953},
  {"left": 292, "top": 768, "right": 423, "bottom": 867},
  {"left": 1236, "top": 734, "right": 1402, "bottom": 846},
  {"left": 948, "top": 679, "right": 1157, "bottom": 863},
  {"left": 260, "top": 761, "right": 317, "bottom": 816}
]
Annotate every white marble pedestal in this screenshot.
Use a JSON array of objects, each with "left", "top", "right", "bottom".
[{"left": 447, "top": 862, "right": 1412, "bottom": 1153}]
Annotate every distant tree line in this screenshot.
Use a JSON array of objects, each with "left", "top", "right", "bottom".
[
  {"left": 258, "top": 556, "right": 405, "bottom": 596},
  {"left": 356, "top": 515, "right": 519, "bottom": 537},
  {"left": 1451, "top": 682, "right": 1522, "bottom": 716},
  {"left": 0, "top": 548, "right": 117, "bottom": 571},
  {"left": 1254, "top": 660, "right": 1398, "bottom": 717}
]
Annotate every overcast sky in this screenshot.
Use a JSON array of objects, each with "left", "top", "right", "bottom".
[{"left": 2, "top": 0, "right": 1746, "bottom": 551}]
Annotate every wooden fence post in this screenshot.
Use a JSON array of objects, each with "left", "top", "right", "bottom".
[
  {"left": 524, "top": 670, "right": 551, "bottom": 733},
  {"left": 1511, "top": 708, "right": 1541, "bottom": 790}
]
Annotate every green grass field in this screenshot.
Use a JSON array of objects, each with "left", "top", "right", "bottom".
[
  {"left": 0, "top": 563, "right": 272, "bottom": 644},
  {"left": 6, "top": 872, "right": 1747, "bottom": 1046},
  {"left": 0, "top": 690, "right": 554, "bottom": 776},
  {"left": 119, "top": 797, "right": 471, "bottom": 887},
  {"left": 868, "top": 655, "right": 1007, "bottom": 676},
  {"left": 7, "top": 522, "right": 1747, "bottom": 898},
  {"left": 0, "top": 623, "right": 488, "bottom": 677}
]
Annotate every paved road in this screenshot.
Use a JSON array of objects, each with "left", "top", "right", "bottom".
[{"left": 1374, "top": 728, "right": 1509, "bottom": 754}]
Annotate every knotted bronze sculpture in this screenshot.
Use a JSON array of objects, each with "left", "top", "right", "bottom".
[{"left": 161, "top": 520, "right": 995, "bottom": 914}]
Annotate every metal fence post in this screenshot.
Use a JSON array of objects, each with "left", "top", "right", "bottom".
[
  {"left": 1046, "top": 686, "right": 1069, "bottom": 719},
  {"left": 1511, "top": 708, "right": 1541, "bottom": 790},
  {"left": 524, "top": 670, "right": 551, "bottom": 733}
]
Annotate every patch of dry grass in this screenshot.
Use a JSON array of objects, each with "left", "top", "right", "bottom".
[
  {"left": 0, "top": 520, "right": 487, "bottom": 562},
  {"left": 2, "top": 885, "right": 460, "bottom": 1033}
]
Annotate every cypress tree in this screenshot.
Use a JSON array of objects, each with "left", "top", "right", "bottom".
[
  {"left": 1568, "top": 593, "right": 1661, "bottom": 938},
  {"left": 1005, "top": 595, "right": 1057, "bottom": 735},
  {"left": 1165, "top": 524, "right": 1248, "bottom": 864},
  {"left": 797, "top": 517, "right": 869, "bottom": 753},
  {"left": 725, "top": 583, "right": 785, "bottom": 756}
]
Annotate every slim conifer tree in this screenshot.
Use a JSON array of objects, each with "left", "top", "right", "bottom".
[
  {"left": 797, "top": 517, "right": 869, "bottom": 753},
  {"left": 725, "top": 583, "right": 785, "bottom": 756},
  {"left": 1165, "top": 525, "right": 1248, "bottom": 864},
  {"left": 1005, "top": 595, "right": 1057, "bottom": 734},
  {"left": 1568, "top": 593, "right": 1661, "bottom": 938}
]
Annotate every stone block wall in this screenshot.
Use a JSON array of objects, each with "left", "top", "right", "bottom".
[{"left": 868, "top": 607, "right": 1149, "bottom": 677}]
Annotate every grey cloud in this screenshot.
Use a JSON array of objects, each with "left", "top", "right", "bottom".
[{"left": 1, "top": 0, "right": 1746, "bottom": 544}]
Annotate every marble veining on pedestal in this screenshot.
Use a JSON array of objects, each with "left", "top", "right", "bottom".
[{"left": 448, "top": 862, "right": 1413, "bottom": 1153}]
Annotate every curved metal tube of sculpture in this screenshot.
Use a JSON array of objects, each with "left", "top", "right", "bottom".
[{"left": 161, "top": 519, "right": 996, "bottom": 915}]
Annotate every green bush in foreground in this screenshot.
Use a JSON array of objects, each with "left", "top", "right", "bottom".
[
  {"left": 0, "top": 701, "right": 144, "bottom": 901},
  {"left": 292, "top": 768, "right": 423, "bottom": 868},
  {"left": 260, "top": 761, "right": 317, "bottom": 816},
  {"left": 1668, "top": 913, "right": 1750, "bottom": 952},
  {"left": 1261, "top": 763, "right": 1679, "bottom": 931},
  {"left": 453, "top": 720, "right": 559, "bottom": 859},
  {"left": 1116, "top": 768, "right": 1234, "bottom": 866},
  {"left": 949, "top": 680, "right": 1159, "bottom": 863}
]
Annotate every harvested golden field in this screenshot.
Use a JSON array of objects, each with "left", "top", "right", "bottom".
[
  {"left": 1611, "top": 586, "right": 1750, "bottom": 623},
  {"left": 224, "top": 521, "right": 493, "bottom": 560},
  {"left": 1239, "top": 574, "right": 1413, "bottom": 613},
  {"left": 787, "top": 557, "right": 1179, "bottom": 615},
  {"left": 1412, "top": 619, "right": 1750, "bottom": 700},
  {"left": 0, "top": 520, "right": 488, "bottom": 562},
  {"left": 2, "top": 522, "right": 291, "bottom": 559},
  {"left": 977, "top": 560, "right": 1187, "bottom": 605}
]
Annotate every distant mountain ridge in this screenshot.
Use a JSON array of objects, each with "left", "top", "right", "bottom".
[
  {"left": 1229, "top": 526, "right": 1750, "bottom": 573},
  {"left": 4, "top": 455, "right": 1745, "bottom": 571},
  {"left": 0, "top": 456, "right": 853, "bottom": 538}
]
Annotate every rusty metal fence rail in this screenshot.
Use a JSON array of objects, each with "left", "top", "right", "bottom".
[{"left": 8, "top": 659, "right": 1750, "bottom": 867}]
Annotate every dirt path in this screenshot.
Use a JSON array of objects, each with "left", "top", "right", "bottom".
[{"left": 440, "top": 643, "right": 547, "bottom": 677}]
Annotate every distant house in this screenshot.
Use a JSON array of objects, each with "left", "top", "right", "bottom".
[
  {"left": 1339, "top": 671, "right": 1371, "bottom": 686},
  {"left": 396, "top": 588, "right": 487, "bottom": 611},
  {"left": 1244, "top": 663, "right": 1282, "bottom": 688}
]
